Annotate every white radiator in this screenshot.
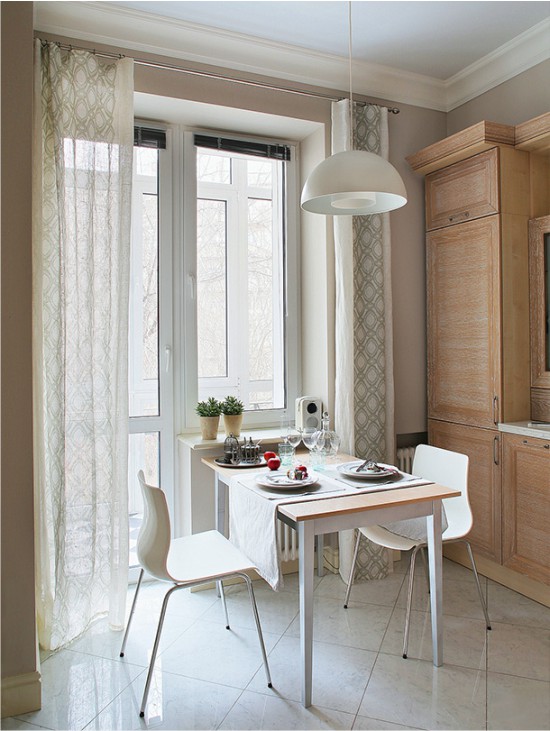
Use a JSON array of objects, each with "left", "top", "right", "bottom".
[
  {"left": 275, "top": 446, "right": 417, "bottom": 562},
  {"left": 277, "top": 522, "right": 299, "bottom": 562},
  {"left": 396, "top": 446, "right": 416, "bottom": 474}
]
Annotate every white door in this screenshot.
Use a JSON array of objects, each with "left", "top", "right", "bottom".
[{"left": 128, "top": 138, "right": 174, "bottom": 567}]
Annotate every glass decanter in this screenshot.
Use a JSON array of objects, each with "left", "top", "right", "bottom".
[{"left": 313, "top": 411, "right": 341, "bottom": 467}]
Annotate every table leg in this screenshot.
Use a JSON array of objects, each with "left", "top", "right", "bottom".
[
  {"left": 298, "top": 520, "right": 315, "bottom": 707},
  {"left": 215, "top": 473, "right": 225, "bottom": 536},
  {"left": 316, "top": 535, "right": 324, "bottom": 577},
  {"left": 426, "top": 500, "right": 443, "bottom": 666},
  {"left": 215, "top": 474, "right": 224, "bottom": 597}
]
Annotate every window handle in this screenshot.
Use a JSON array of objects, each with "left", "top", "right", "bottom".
[
  {"left": 164, "top": 345, "right": 171, "bottom": 373},
  {"left": 188, "top": 273, "right": 196, "bottom": 300}
]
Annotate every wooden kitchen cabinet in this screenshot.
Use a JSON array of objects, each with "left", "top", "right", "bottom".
[
  {"left": 425, "top": 147, "right": 531, "bottom": 428},
  {"left": 427, "top": 216, "right": 501, "bottom": 428},
  {"left": 502, "top": 433, "right": 550, "bottom": 585},
  {"left": 425, "top": 148, "right": 499, "bottom": 231},
  {"left": 429, "top": 419, "right": 502, "bottom": 563}
]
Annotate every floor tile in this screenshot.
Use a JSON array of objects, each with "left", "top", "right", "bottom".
[
  {"left": 284, "top": 595, "right": 393, "bottom": 652},
  {"left": 487, "top": 581, "right": 550, "bottom": 629},
  {"left": 247, "top": 634, "right": 376, "bottom": 714},
  {"left": 315, "top": 571, "right": 406, "bottom": 607},
  {"left": 158, "top": 618, "right": 279, "bottom": 689},
  {"left": 381, "top": 607, "right": 487, "bottom": 670},
  {"left": 488, "top": 621, "right": 550, "bottom": 681},
  {"left": 0, "top": 720, "right": 52, "bottom": 730},
  {"left": 14, "top": 650, "right": 144, "bottom": 731},
  {"left": 358, "top": 652, "right": 486, "bottom": 729},
  {"left": 487, "top": 671, "right": 550, "bottom": 730},
  {"left": 200, "top": 582, "right": 299, "bottom": 634},
  {"left": 395, "top": 574, "right": 488, "bottom": 621},
  {"left": 352, "top": 716, "right": 421, "bottom": 730},
  {"left": 85, "top": 669, "right": 242, "bottom": 729},
  {"left": 218, "top": 689, "right": 355, "bottom": 730},
  {"left": 68, "top": 609, "right": 194, "bottom": 667}
]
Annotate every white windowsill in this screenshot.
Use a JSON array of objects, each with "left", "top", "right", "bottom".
[{"left": 177, "top": 427, "right": 282, "bottom": 451}]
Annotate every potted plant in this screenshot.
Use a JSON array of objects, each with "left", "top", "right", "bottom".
[
  {"left": 221, "top": 395, "right": 244, "bottom": 437},
  {"left": 195, "top": 397, "right": 222, "bottom": 440}
]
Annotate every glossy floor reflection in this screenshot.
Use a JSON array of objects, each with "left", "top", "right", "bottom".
[{"left": 4, "top": 557, "right": 550, "bottom": 730}]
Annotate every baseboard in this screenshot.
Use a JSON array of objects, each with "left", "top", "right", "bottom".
[
  {"left": 444, "top": 544, "right": 550, "bottom": 608},
  {"left": 1, "top": 670, "right": 41, "bottom": 718}
]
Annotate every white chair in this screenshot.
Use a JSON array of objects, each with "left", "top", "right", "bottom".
[
  {"left": 120, "top": 471, "right": 272, "bottom": 717},
  {"left": 343, "top": 444, "right": 491, "bottom": 658}
]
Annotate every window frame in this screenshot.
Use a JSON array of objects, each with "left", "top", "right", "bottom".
[{"left": 179, "top": 127, "right": 301, "bottom": 430}]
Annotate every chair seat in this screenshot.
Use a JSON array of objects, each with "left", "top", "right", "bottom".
[
  {"left": 360, "top": 524, "right": 418, "bottom": 552},
  {"left": 166, "top": 530, "right": 256, "bottom": 585}
]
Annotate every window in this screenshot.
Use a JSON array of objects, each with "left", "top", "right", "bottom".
[{"left": 182, "top": 131, "right": 300, "bottom": 427}]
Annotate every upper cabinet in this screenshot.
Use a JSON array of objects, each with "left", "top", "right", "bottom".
[{"left": 425, "top": 149, "right": 499, "bottom": 230}]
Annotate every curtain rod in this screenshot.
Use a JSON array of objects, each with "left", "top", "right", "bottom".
[{"left": 38, "top": 38, "right": 400, "bottom": 114}]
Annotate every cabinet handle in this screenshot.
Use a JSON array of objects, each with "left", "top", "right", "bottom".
[
  {"left": 492, "top": 396, "right": 499, "bottom": 424},
  {"left": 493, "top": 436, "right": 499, "bottom": 465},
  {"left": 448, "top": 211, "right": 470, "bottom": 223}
]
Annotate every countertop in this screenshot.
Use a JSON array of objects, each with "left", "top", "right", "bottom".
[{"left": 498, "top": 421, "right": 550, "bottom": 440}]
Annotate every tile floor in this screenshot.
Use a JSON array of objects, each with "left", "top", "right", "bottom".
[{"left": 3, "top": 557, "right": 550, "bottom": 731}]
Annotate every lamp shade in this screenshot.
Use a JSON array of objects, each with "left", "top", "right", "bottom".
[{"left": 301, "top": 149, "right": 407, "bottom": 215}]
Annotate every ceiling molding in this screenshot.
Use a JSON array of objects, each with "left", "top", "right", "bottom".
[
  {"left": 34, "top": 1, "right": 549, "bottom": 113},
  {"left": 445, "top": 18, "right": 550, "bottom": 111}
]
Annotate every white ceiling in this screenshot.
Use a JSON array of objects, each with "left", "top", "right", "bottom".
[
  {"left": 107, "top": 1, "right": 550, "bottom": 80},
  {"left": 35, "top": 1, "right": 550, "bottom": 111}
]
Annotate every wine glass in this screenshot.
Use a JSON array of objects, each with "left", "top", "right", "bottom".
[
  {"left": 300, "top": 427, "right": 320, "bottom": 467},
  {"left": 286, "top": 422, "right": 302, "bottom": 450}
]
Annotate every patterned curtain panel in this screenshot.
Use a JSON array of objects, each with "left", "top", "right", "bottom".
[
  {"left": 333, "top": 100, "right": 395, "bottom": 583},
  {"left": 33, "top": 41, "right": 134, "bottom": 650}
]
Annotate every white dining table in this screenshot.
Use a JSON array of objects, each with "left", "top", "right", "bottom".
[{"left": 202, "top": 454, "right": 460, "bottom": 707}]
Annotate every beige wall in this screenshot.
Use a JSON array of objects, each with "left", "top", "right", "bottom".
[
  {"left": 448, "top": 60, "right": 550, "bottom": 134},
  {"left": 1, "top": 1, "right": 40, "bottom": 716}
]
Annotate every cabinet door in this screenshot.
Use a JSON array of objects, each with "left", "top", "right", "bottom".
[
  {"left": 425, "top": 149, "right": 499, "bottom": 231},
  {"left": 428, "top": 216, "right": 501, "bottom": 428},
  {"left": 429, "top": 419, "right": 502, "bottom": 562},
  {"left": 502, "top": 433, "right": 550, "bottom": 585}
]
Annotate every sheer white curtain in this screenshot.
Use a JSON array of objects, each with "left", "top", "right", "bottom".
[
  {"left": 333, "top": 99, "right": 396, "bottom": 582},
  {"left": 33, "top": 41, "right": 134, "bottom": 650}
]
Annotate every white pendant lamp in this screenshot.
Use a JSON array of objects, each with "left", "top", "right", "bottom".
[{"left": 301, "top": 3, "right": 407, "bottom": 216}]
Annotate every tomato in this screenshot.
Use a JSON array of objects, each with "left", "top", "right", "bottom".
[
  {"left": 297, "top": 465, "right": 308, "bottom": 473},
  {"left": 263, "top": 451, "right": 277, "bottom": 462},
  {"left": 267, "top": 457, "right": 281, "bottom": 471}
]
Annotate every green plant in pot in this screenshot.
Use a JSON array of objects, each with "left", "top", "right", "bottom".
[
  {"left": 221, "top": 396, "right": 244, "bottom": 437},
  {"left": 196, "top": 397, "right": 222, "bottom": 440}
]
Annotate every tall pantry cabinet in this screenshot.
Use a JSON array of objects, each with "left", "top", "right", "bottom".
[{"left": 408, "top": 135, "right": 532, "bottom": 564}]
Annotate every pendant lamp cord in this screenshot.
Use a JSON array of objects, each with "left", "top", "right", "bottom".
[{"left": 348, "top": 0, "right": 354, "bottom": 150}]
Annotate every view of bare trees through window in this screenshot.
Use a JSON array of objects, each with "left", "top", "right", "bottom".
[{"left": 196, "top": 147, "right": 285, "bottom": 411}]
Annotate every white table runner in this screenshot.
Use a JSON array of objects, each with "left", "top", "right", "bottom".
[{"left": 228, "top": 467, "right": 439, "bottom": 590}]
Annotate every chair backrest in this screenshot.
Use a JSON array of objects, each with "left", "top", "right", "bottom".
[
  {"left": 136, "top": 470, "right": 173, "bottom": 581},
  {"left": 412, "top": 444, "right": 472, "bottom": 539}
]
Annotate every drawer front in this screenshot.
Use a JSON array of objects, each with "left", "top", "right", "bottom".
[{"left": 426, "top": 149, "right": 499, "bottom": 231}]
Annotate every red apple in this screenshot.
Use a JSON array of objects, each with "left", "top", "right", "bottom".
[
  {"left": 263, "top": 450, "right": 277, "bottom": 462},
  {"left": 267, "top": 457, "right": 281, "bottom": 471}
]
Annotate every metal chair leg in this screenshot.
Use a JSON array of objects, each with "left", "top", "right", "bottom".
[
  {"left": 218, "top": 580, "right": 230, "bottom": 629},
  {"left": 402, "top": 545, "right": 422, "bottom": 659},
  {"left": 463, "top": 540, "right": 491, "bottom": 630},
  {"left": 241, "top": 574, "right": 272, "bottom": 688},
  {"left": 420, "top": 545, "right": 431, "bottom": 594},
  {"left": 120, "top": 568, "right": 144, "bottom": 657},
  {"left": 344, "top": 529, "right": 362, "bottom": 608},
  {"left": 139, "top": 584, "right": 181, "bottom": 718}
]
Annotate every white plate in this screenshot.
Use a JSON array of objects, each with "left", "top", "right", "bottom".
[
  {"left": 256, "top": 472, "right": 318, "bottom": 489},
  {"left": 337, "top": 461, "right": 400, "bottom": 480}
]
